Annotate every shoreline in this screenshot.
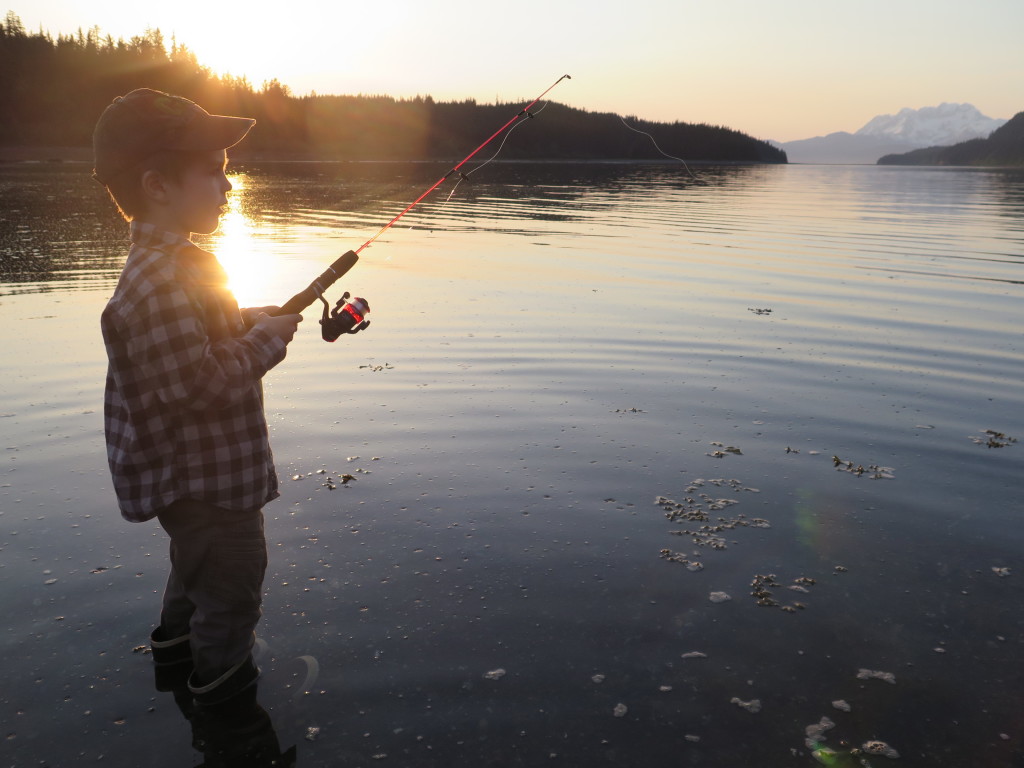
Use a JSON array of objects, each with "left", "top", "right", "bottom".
[{"left": 0, "top": 145, "right": 788, "bottom": 166}]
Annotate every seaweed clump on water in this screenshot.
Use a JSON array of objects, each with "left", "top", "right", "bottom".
[
  {"left": 831, "top": 455, "right": 895, "bottom": 479},
  {"left": 655, "top": 480, "right": 767, "bottom": 573},
  {"left": 749, "top": 573, "right": 815, "bottom": 612},
  {"left": 969, "top": 429, "right": 1016, "bottom": 448}
]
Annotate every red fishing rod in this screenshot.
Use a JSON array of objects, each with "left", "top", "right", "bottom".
[{"left": 276, "top": 74, "right": 571, "bottom": 339}]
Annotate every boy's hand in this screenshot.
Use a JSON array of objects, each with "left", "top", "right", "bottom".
[
  {"left": 253, "top": 312, "right": 303, "bottom": 345},
  {"left": 241, "top": 306, "right": 282, "bottom": 329}
]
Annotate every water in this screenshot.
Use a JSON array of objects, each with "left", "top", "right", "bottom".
[{"left": 2, "top": 160, "right": 1023, "bottom": 766}]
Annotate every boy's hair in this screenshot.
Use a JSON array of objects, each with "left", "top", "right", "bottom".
[{"left": 93, "top": 88, "right": 254, "bottom": 220}]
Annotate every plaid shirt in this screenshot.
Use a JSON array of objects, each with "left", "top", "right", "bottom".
[{"left": 101, "top": 222, "right": 287, "bottom": 522}]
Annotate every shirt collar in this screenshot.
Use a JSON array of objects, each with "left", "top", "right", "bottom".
[
  {"left": 129, "top": 220, "right": 228, "bottom": 286},
  {"left": 129, "top": 220, "right": 195, "bottom": 254}
]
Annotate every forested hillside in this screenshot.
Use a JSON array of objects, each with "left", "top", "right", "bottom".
[
  {"left": 0, "top": 13, "right": 785, "bottom": 163},
  {"left": 878, "top": 111, "right": 1024, "bottom": 166}
]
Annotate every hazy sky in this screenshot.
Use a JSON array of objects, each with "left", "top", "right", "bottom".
[{"left": 11, "top": 0, "right": 1024, "bottom": 142}]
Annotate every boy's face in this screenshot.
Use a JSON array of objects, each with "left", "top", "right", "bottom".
[{"left": 161, "top": 149, "right": 233, "bottom": 236}]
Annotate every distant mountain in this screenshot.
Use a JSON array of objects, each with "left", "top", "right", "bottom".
[
  {"left": 878, "top": 111, "right": 1024, "bottom": 166},
  {"left": 773, "top": 132, "right": 918, "bottom": 165},
  {"left": 777, "top": 103, "right": 1007, "bottom": 165},
  {"left": 858, "top": 103, "right": 1006, "bottom": 146}
]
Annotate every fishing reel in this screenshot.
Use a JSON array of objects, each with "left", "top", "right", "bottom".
[{"left": 318, "top": 291, "right": 370, "bottom": 342}]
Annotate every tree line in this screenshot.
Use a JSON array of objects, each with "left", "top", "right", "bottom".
[{"left": 0, "top": 12, "right": 786, "bottom": 163}]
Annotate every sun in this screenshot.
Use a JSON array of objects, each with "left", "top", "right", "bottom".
[
  {"left": 162, "top": 3, "right": 381, "bottom": 95},
  {"left": 178, "top": 33, "right": 278, "bottom": 89}
]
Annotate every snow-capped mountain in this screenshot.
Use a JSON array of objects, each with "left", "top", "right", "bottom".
[
  {"left": 776, "top": 103, "right": 1008, "bottom": 164},
  {"left": 857, "top": 103, "right": 1006, "bottom": 146}
]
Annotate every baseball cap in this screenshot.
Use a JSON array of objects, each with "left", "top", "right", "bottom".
[{"left": 92, "top": 88, "right": 255, "bottom": 185}]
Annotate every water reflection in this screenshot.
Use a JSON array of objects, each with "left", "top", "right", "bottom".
[
  {"left": 8, "top": 161, "right": 1021, "bottom": 297},
  {"left": 156, "top": 672, "right": 297, "bottom": 766},
  {"left": 3, "top": 161, "right": 1024, "bottom": 766},
  {"left": 206, "top": 173, "right": 294, "bottom": 308},
  {"left": 0, "top": 163, "right": 126, "bottom": 294}
]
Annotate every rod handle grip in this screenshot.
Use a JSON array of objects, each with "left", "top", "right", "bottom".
[{"left": 276, "top": 250, "right": 359, "bottom": 315}]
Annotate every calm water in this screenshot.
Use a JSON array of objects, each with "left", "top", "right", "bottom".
[{"left": 1, "top": 160, "right": 1023, "bottom": 767}]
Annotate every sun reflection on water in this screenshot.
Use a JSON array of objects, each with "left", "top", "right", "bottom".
[{"left": 205, "top": 172, "right": 286, "bottom": 308}]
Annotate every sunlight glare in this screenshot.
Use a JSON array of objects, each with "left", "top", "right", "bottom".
[{"left": 209, "top": 173, "right": 285, "bottom": 309}]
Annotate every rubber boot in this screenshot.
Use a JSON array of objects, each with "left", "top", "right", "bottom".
[
  {"left": 189, "top": 657, "right": 295, "bottom": 766},
  {"left": 150, "top": 627, "right": 193, "bottom": 692},
  {"left": 196, "top": 705, "right": 297, "bottom": 767},
  {"left": 189, "top": 656, "right": 260, "bottom": 713},
  {"left": 150, "top": 627, "right": 202, "bottom": 750}
]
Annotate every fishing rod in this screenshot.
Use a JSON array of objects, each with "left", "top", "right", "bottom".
[{"left": 276, "top": 74, "right": 572, "bottom": 341}]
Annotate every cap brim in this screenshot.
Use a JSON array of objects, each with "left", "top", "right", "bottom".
[{"left": 174, "top": 114, "right": 255, "bottom": 152}]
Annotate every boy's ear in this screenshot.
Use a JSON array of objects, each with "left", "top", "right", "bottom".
[{"left": 140, "top": 168, "right": 172, "bottom": 205}]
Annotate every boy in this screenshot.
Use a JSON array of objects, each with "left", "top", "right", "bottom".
[{"left": 94, "top": 88, "right": 302, "bottom": 716}]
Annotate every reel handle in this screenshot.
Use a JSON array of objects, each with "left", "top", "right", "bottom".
[{"left": 275, "top": 250, "right": 359, "bottom": 316}]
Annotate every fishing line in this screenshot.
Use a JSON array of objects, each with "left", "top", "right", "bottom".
[
  {"left": 356, "top": 74, "right": 571, "bottom": 255},
  {"left": 440, "top": 102, "right": 551, "bottom": 206},
  {"left": 276, "top": 74, "right": 572, "bottom": 329},
  {"left": 619, "top": 114, "right": 701, "bottom": 181}
]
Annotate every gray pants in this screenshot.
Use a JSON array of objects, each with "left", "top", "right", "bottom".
[{"left": 157, "top": 498, "right": 267, "bottom": 685}]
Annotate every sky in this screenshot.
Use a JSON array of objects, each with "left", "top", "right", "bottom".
[{"left": 10, "top": 0, "right": 1024, "bottom": 142}]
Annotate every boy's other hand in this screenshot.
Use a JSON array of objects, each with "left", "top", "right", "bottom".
[{"left": 253, "top": 312, "right": 303, "bottom": 345}]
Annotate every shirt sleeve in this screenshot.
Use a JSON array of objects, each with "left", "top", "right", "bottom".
[{"left": 126, "top": 283, "right": 288, "bottom": 413}]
